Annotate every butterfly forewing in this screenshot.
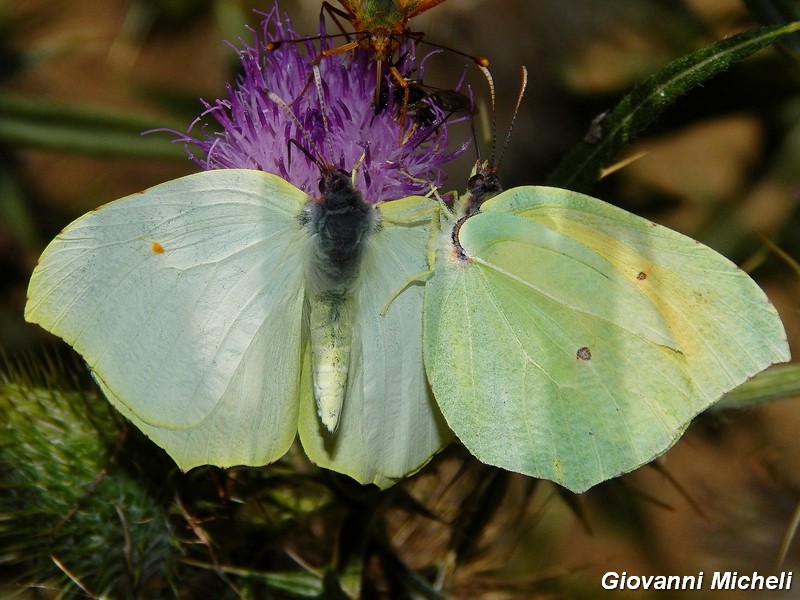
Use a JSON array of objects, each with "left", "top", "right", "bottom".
[
  {"left": 26, "top": 170, "right": 311, "bottom": 470},
  {"left": 489, "top": 186, "right": 790, "bottom": 399}
]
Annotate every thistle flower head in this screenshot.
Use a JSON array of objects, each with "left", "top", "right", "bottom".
[{"left": 173, "top": 4, "right": 467, "bottom": 202}]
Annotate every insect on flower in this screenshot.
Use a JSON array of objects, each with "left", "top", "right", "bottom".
[
  {"left": 269, "top": 1, "right": 486, "bottom": 125},
  {"left": 177, "top": 3, "right": 468, "bottom": 202}
]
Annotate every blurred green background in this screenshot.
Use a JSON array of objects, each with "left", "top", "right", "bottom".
[{"left": 1, "top": 0, "right": 800, "bottom": 598}]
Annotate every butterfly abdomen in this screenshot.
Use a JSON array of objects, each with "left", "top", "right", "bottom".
[
  {"left": 305, "top": 169, "right": 378, "bottom": 432},
  {"left": 309, "top": 290, "right": 355, "bottom": 431}
]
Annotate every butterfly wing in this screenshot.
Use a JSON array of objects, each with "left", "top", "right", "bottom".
[
  {"left": 299, "top": 195, "right": 452, "bottom": 488},
  {"left": 493, "top": 186, "right": 790, "bottom": 398},
  {"left": 26, "top": 169, "right": 311, "bottom": 470},
  {"left": 424, "top": 186, "right": 789, "bottom": 492}
]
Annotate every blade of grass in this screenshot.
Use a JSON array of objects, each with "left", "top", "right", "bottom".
[{"left": 0, "top": 93, "right": 186, "bottom": 159}]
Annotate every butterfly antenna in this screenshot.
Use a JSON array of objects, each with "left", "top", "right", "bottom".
[
  {"left": 468, "top": 94, "right": 482, "bottom": 163},
  {"left": 477, "top": 65, "right": 498, "bottom": 168},
  {"left": 495, "top": 65, "right": 528, "bottom": 171},
  {"left": 312, "top": 63, "right": 337, "bottom": 164},
  {"left": 263, "top": 87, "right": 324, "bottom": 171}
]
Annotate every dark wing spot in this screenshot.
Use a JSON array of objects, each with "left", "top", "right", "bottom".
[
  {"left": 636, "top": 271, "right": 647, "bottom": 281},
  {"left": 576, "top": 346, "right": 592, "bottom": 361}
]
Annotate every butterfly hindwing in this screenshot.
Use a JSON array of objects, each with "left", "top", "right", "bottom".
[{"left": 299, "top": 195, "right": 452, "bottom": 488}]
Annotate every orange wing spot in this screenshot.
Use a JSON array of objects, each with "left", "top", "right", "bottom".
[{"left": 152, "top": 241, "right": 165, "bottom": 254}]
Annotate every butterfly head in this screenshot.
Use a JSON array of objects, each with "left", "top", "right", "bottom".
[
  {"left": 465, "top": 161, "right": 502, "bottom": 213},
  {"left": 317, "top": 165, "right": 369, "bottom": 213}
]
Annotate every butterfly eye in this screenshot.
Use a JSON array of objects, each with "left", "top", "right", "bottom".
[{"left": 467, "top": 173, "right": 484, "bottom": 191}]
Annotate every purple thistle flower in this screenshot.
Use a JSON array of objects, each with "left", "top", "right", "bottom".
[{"left": 171, "top": 3, "right": 468, "bottom": 202}]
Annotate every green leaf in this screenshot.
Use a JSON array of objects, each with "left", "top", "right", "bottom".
[
  {"left": 0, "top": 162, "right": 40, "bottom": 249},
  {"left": 547, "top": 22, "right": 800, "bottom": 191},
  {"left": 743, "top": 0, "right": 800, "bottom": 55},
  {"left": 0, "top": 93, "right": 186, "bottom": 159},
  {"left": 710, "top": 363, "right": 800, "bottom": 411},
  {"left": 182, "top": 561, "right": 325, "bottom": 597}
]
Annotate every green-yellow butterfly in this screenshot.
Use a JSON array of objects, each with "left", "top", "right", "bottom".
[
  {"left": 423, "top": 160, "right": 790, "bottom": 493},
  {"left": 25, "top": 167, "right": 450, "bottom": 488}
]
